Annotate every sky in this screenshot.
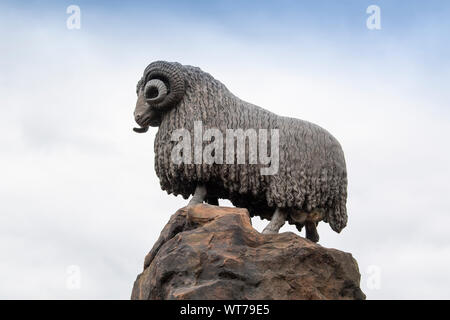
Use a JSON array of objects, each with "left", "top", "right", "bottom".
[{"left": 0, "top": 0, "right": 449, "bottom": 299}]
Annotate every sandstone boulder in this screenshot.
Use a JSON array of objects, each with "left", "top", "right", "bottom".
[{"left": 131, "top": 204, "right": 365, "bottom": 300}]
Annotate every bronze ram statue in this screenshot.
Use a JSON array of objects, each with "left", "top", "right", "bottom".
[{"left": 133, "top": 61, "right": 348, "bottom": 243}]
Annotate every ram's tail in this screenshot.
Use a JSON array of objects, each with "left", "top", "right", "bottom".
[{"left": 327, "top": 183, "right": 348, "bottom": 233}]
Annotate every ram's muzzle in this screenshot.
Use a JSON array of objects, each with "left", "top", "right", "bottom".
[{"left": 133, "top": 89, "right": 162, "bottom": 132}]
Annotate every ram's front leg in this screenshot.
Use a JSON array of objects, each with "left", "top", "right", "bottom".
[
  {"left": 262, "top": 208, "right": 286, "bottom": 234},
  {"left": 188, "top": 185, "right": 207, "bottom": 206}
]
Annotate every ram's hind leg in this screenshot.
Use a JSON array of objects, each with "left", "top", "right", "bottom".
[
  {"left": 262, "top": 208, "right": 286, "bottom": 234},
  {"left": 188, "top": 185, "right": 207, "bottom": 206},
  {"left": 289, "top": 210, "right": 321, "bottom": 242},
  {"left": 305, "top": 221, "right": 320, "bottom": 243}
]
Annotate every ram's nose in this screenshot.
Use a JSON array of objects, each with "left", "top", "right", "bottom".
[
  {"left": 133, "top": 109, "right": 162, "bottom": 132},
  {"left": 133, "top": 113, "right": 149, "bottom": 133},
  {"left": 135, "top": 113, "right": 143, "bottom": 124}
]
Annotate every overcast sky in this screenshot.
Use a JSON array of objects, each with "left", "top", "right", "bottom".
[{"left": 1, "top": 0, "right": 449, "bottom": 299}]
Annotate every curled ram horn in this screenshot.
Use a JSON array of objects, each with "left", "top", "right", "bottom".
[
  {"left": 142, "top": 61, "right": 185, "bottom": 110},
  {"left": 144, "top": 79, "right": 168, "bottom": 104}
]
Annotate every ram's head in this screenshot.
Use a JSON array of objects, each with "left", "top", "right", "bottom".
[{"left": 133, "top": 61, "right": 185, "bottom": 133}]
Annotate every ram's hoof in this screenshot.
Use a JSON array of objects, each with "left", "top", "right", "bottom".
[
  {"left": 306, "top": 234, "right": 320, "bottom": 243},
  {"left": 187, "top": 201, "right": 202, "bottom": 207},
  {"left": 262, "top": 228, "right": 279, "bottom": 235}
]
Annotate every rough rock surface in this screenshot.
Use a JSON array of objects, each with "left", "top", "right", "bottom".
[{"left": 131, "top": 205, "right": 365, "bottom": 300}]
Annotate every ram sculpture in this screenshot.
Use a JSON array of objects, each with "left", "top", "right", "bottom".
[{"left": 133, "top": 61, "right": 348, "bottom": 242}]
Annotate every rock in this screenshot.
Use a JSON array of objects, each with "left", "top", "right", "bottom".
[{"left": 131, "top": 204, "right": 366, "bottom": 300}]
